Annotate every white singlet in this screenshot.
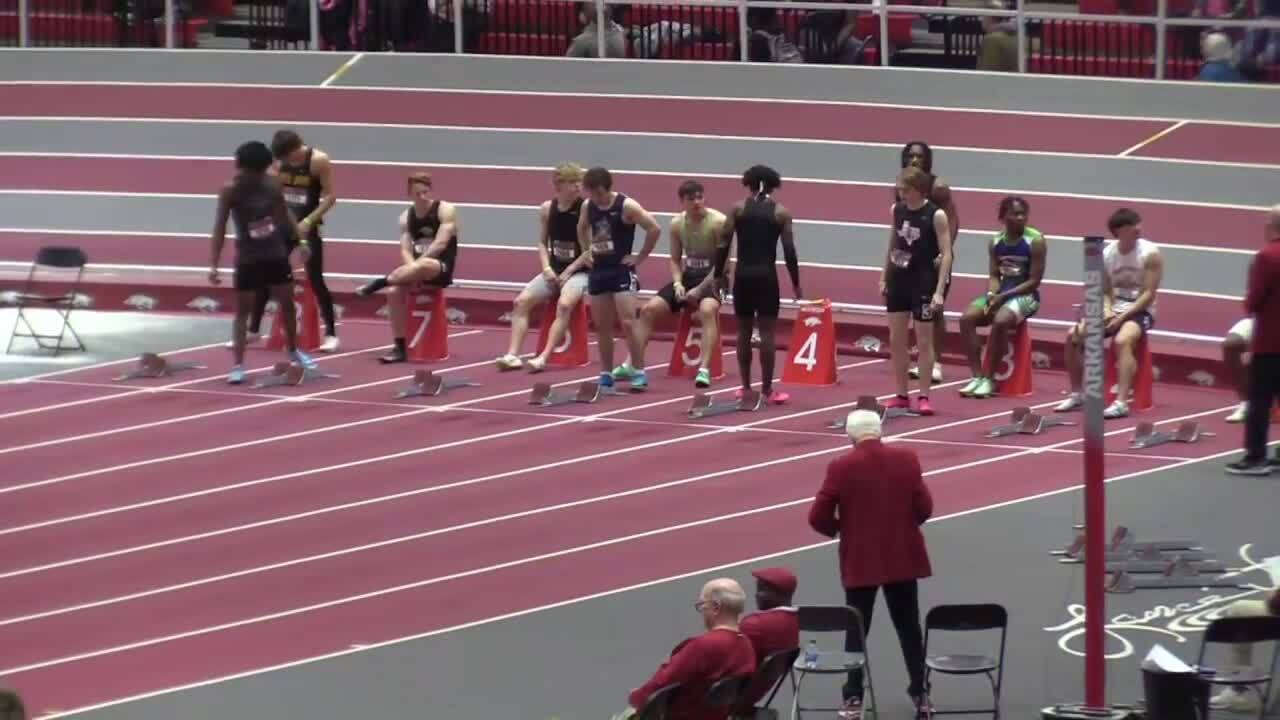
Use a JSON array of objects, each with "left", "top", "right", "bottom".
[{"left": 1104, "top": 238, "right": 1159, "bottom": 318}]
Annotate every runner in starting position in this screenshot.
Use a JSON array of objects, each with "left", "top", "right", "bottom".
[{"left": 208, "top": 140, "right": 315, "bottom": 384}]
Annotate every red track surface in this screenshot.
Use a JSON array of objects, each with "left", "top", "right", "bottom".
[
  {"left": 1135, "top": 123, "right": 1280, "bottom": 165},
  {"left": 2, "top": 84, "right": 1174, "bottom": 155},
  {"left": 0, "top": 81, "right": 1255, "bottom": 718},
  {"left": 0, "top": 157, "right": 1265, "bottom": 250},
  {"left": 0, "top": 231, "right": 1240, "bottom": 337},
  {"left": 0, "top": 323, "right": 1242, "bottom": 714}
]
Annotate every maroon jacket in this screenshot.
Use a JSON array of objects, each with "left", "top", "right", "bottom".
[
  {"left": 734, "top": 607, "right": 800, "bottom": 712},
  {"left": 808, "top": 439, "right": 934, "bottom": 588},
  {"left": 1245, "top": 239, "right": 1280, "bottom": 355},
  {"left": 628, "top": 627, "right": 757, "bottom": 720}
]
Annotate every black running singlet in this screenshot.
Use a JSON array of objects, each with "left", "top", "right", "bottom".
[
  {"left": 547, "top": 196, "right": 585, "bottom": 275},
  {"left": 733, "top": 196, "right": 783, "bottom": 280},
  {"left": 277, "top": 148, "right": 322, "bottom": 225},
  {"left": 230, "top": 176, "right": 291, "bottom": 264},
  {"left": 408, "top": 200, "right": 458, "bottom": 273},
  {"left": 889, "top": 200, "right": 941, "bottom": 276}
]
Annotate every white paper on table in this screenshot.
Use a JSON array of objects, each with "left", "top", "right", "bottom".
[{"left": 1142, "top": 643, "right": 1194, "bottom": 673}]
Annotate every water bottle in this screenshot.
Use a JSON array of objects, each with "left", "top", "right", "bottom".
[{"left": 804, "top": 639, "right": 819, "bottom": 668}]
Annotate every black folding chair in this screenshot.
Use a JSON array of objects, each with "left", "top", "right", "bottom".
[
  {"left": 731, "top": 647, "right": 801, "bottom": 719},
  {"left": 921, "top": 604, "right": 1008, "bottom": 719},
  {"left": 1194, "top": 614, "right": 1280, "bottom": 720},
  {"left": 5, "top": 246, "right": 89, "bottom": 356},
  {"left": 635, "top": 682, "right": 682, "bottom": 720},
  {"left": 791, "top": 605, "right": 877, "bottom": 720},
  {"left": 706, "top": 673, "right": 754, "bottom": 709}
]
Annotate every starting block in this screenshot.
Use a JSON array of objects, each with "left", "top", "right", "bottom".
[
  {"left": 1106, "top": 567, "right": 1246, "bottom": 594},
  {"left": 394, "top": 369, "right": 480, "bottom": 399},
  {"left": 984, "top": 407, "right": 1075, "bottom": 438},
  {"left": 1130, "top": 420, "right": 1214, "bottom": 449},
  {"left": 528, "top": 381, "right": 610, "bottom": 407},
  {"left": 687, "top": 389, "right": 763, "bottom": 419},
  {"left": 113, "top": 352, "right": 206, "bottom": 381},
  {"left": 252, "top": 361, "right": 339, "bottom": 389},
  {"left": 827, "top": 395, "right": 917, "bottom": 430}
]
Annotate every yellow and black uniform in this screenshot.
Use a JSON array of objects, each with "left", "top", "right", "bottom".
[
  {"left": 656, "top": 208, "right": 726, "bottom": 311},
  {"left": 409, "top": 199, "right": 458, "bottom": 287},
  {"left": 274, "top": 148, "right": 337, "bottom": 336}
]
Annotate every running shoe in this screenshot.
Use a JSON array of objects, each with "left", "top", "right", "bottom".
[
  {"left": 916, "top": 396, "right": 935, "bottom": 415},
  {"left": 1055, "top": 393, "right": 1083, "bottom": 412},
  {"left": 227, "top": 366, "right": 246, "bottom": 385},
  {"left": 1225, "top": 458, "right": 1272, "bottom": 476},
  {"left": 1103, "top": 400, "right": 1129, "bottom": 419},
  {"left": 970, "top": 377, "right": 995, "bottom": 399},
  {"left": 599, "top": 373, "right": 615, "bottom": 388},
  {"left": 293, "top": 349, "right": 317, "bottom": 370},
  {"left": 695, "top": 368, "right": 711, "bottom": 388},
  {"left": 885, "top": 395, "right": 910, "bottom": 410},
  {"left": 611, "top": 363, "right": 637, "bottom": 381},
  {"left": 630, "top": 371, "right": 649, "bottom": 392},
  {"left": 1225, "top": 402, "right": 1247, "bottom": 423},
  {"left": 495, "top": 354, "right": 523, "bottom": 371},
  {"left": 766, "top": 389, "right": 790, "bottom": 404},
  {"left": 318, "top": 335, "right": 340, "bottom": 353},
  {"left": 526, "top": 357, "right": 546, "bottom": 373},
  {"left": 958, "top": 377, "right": 982, "bottom": 396}
]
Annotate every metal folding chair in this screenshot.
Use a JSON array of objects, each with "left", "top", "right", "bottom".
[
  {"left": 5, "top": 246, "right": 89, "bottom": 356},
  {"left": 921, "top": 604, "right": 1008, "bottom": 719},
  {"left": 732, "top": 647, "right": 801, "bottom": 719},
  {"left": 791, "top": 605, "right": 877, "bottom": 720},
  {"left": 635, "top": 682, "right": 682, "bottom": 720},
  {"left": 1195, "top": 614, "right": 1280, "bottom": 720},
  {"left": 706, "top": 674, "right": 754, "bottom": 710}
]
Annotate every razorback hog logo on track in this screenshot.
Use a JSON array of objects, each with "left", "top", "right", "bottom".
[
  {"left": 1031, "top": 350, "right": 1051, "bottom": 369},
  {"left": 497, "top": 311, "right": 514, "bottom": 324},
  {"left": 124, "top": 294, "right": 157, "bottom": 311},
  {"left": 1187, "top": 370, "right": 1215, "bottom": 387},
  {"left": 0, "top": 290, "right": 19, "bottom": 306},
  {"left": 803, "top": 317, "right": 821, "bottom": 328},
  {"left": 333, "top": 304, "right": 345, "bottom": 320},
  {"left": 855, "top": 335, "right": 882, "bottom": 353},
  {"left": 1152, "top": 365, "right": 1163, "bottom": 382},
  {"left": 375, "top": 304, "right": 391, "bottom": 319},
  {"left": 69, "top": 293, "right": 93, "bottom": 308},
  {"left": 446, "top": 308, "right": 467, "bottom": 325},
  {"left": 186, "top": 296, "right": 221, "bottom": 312},
  {"left": 1044, "top": 543, "right": 1279, "bottom": 660}
]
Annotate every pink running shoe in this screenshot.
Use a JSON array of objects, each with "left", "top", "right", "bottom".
[
  {"left": 767, "top": 389, "right": 790, "bottom": 405},
  {"left": 885, "top": 395, "right": 910, "bottom": 410},
  {"left": 734, "top": 386, "right": 747, "bottom": 399},
  {"left": 916, "top": 396, "right": 935, "bottom": 415}
]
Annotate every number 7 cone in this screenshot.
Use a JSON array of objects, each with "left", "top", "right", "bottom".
[{"left": 782, "top": 298, "right": 838, "bottom": 386}]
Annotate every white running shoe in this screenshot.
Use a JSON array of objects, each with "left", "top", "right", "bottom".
[
  {"left": 318, "top": 335, "right": 340, "bottom": 353},
  {"left": 1103, "top": 400, "right": 1130, "bottom": 419},
  {"left": 1055, "top": 393, "right": 1083, "bottom": 412},
  {"left": 1226, "top": 402, "right": 1247, "bottom": 423},
  {"left": 495, "top": 354, "right": 523, "bottom": 371}
]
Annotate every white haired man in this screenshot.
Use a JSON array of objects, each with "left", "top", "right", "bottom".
[
  {"left": 809, "top": 409, "right": 934, "bottom": 719},
  {"left": 614, "top": 577, "right": 757, "bottom": 720}
]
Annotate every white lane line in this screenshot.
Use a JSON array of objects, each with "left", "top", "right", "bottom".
[
  {"left": 0, "top": 403, "right": 1241, "bottom": 676},
  {"left": 1, "top": 115, "right": 1277, "bottom": 172}
]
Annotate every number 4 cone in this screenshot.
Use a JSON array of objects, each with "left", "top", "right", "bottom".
[{"left": 782, "top": 298, "right": 838, "bottom": 386}]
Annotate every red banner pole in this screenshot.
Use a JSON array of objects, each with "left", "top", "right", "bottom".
[{"left": 1081, "top": 235, "right": 1107, "bottom": 710}]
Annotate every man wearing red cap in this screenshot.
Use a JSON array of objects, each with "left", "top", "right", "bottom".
[
  {"left": 734, "top": 567, "right": 801, "bottom": 717},
  {"left": 808, "top": 409, "right": 934, "bottom": 719},
  {"left": 617, "top": 577, "right": 757, "bottom": 720}
]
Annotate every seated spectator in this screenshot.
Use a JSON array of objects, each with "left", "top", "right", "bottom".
[
  {"left": 1199, "top": 32, "right": 1246, "bottom": 81},
  {"left": 733, "top": 567, "right": 801, "bottom": 717},
  {"left": 747, "top": 7, "right": 805, "bottom": 63},
  {"left": 977, "top": 0, "right": 1017, "bottom": 72},
  {"left": 1208, "top": 588, "right": 1280, "bottom": 713},
  {"left": 0, "top": 689, "right": 25, "bottom": 720},
  {"left": 615, "top": 578, "right": 757, "bottom": 720},
  {"left": 567, "top": 1, "right": 629, "bottom": 57}
]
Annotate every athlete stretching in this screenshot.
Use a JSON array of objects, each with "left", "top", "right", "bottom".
[
  {"left": 355, "top": 171, "right": 460, "bottom": 364},
  {"left": 496, "top": 163, "right": 590, "bottom": 372},
  {"left": 718, "top": 165, "right": 801, "bottom": 405},
  {"left": 883, "top": 166, "right": 953, "bottom": 415},
  {"left": 208, "top": 140, "right": 316, "bottom": 384},
  {"left": 625, "top": 180, "right": 727, "bottom": 388},
  {"left": 957, "top": 196, "right": 1046, "bottom": 398},
  {"left": 578, "top": 166, "right": 662, "bottom": 390},
  {"left": 898, "top": 141, "right": 960, "bottom": 385}
]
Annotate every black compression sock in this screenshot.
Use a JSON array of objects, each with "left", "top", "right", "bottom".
[
  {"left": 394, "top": 337, "right": 406, "bottom": 353},
  {"left": 358, "top": 276, "right": 390, "bottom": 296}
]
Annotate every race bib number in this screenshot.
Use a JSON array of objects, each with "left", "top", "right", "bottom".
[
  {"left": 686, "top": 256, "right": 711, "bottom": 270},
  {"left": 591, "top": 239, "right": 613, "bottom": 255},
  {"left": 283, "top": 188, "right": 307, "bottom": 207},
  {"left": 890, "top": 248, "right": 912, "bottom": 269},
  {"left": 413, "top": 242, "right": 427, "bottom": 257},
  {"left": 552, "top": 242, "right": 577, "bottom": 260},
  {"left": 248, "top": 217, "right": 276, "bottom": 240}
]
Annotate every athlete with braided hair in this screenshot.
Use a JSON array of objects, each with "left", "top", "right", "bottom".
[{"left": 718, "top": 165, "right": 802, "bottom": 405}]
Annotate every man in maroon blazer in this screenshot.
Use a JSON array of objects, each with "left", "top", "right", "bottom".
[
  {"left": 808, "top": 409, "right": 934, "bottom": 718},
  {"left": 1227, "top": 204, "right": 1280, "bottom": 475},
  {"left": 734, "top": 567, "right": 801, "bottom": 716}
]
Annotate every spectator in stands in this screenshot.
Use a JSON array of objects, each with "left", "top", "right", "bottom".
[
  {"left": 1208, "top": 587, "right": 1280, "bottom": 712},
  {"left": 747, "top": 7, "right": 805, "bottom": 62},
  {"left": 615, "top": 578, "right": 757, "bottom": 720},
  {"left": 0, "top": 689, "right": 24, "bottom": 720},
  {"left": 808, "top": 409, "right": 934, "bottom": 720},
  {"left": 977, "top": 0, "right": 1018, "bottom": 71},
  {"left": 1199, "top": 32, "right": 1246, "bottom": 81},
  {"left": 733, "top": 567, "right": 801, "bottom": 717},
  {"left": 567, "top": 1, "right": 628, "bottom": 57},
  {"left": 1226, "top": 203, "right": 1280, "bottom": 475},
  {"left": 1236, "top": 0, "right": 1279, "bottom": 72}
]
